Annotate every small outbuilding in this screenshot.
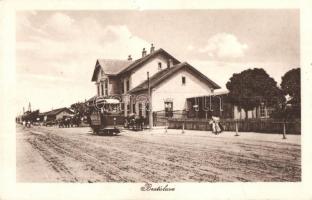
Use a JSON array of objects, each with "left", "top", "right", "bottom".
[{"left": 42, "top": 107, "right": 74, "bottom": 122}]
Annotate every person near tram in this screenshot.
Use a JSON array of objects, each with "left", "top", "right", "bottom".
[{"left": 209, "top": 116, "right": 223, "bottom": 135}]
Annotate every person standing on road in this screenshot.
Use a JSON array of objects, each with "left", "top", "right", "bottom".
[{"left": 210, "top": 116, "right": 222, "bottom": 135}]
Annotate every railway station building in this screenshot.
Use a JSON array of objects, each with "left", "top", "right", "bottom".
[{"left": 90, "top": 44, "right": 221, "bottom": 120}]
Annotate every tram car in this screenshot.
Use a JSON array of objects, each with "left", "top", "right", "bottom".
[{"left": 88, "top": 97, "right": 125, "bottom": 135}]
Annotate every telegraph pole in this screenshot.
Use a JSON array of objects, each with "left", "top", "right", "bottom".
[{"left": 147, "top": 72, "right": 153, "bottom": 130}]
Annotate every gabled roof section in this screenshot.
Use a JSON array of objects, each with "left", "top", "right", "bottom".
[
  {"left": 98, "top": 59, "right": 134, "bottom": 74},
  {"left": 129, "top": 62, "right": 221, "bottom": 93},
  {"left": 118, "top": 48, "right": 180, "bottom": 75},
  {"left": 91, "top": 48, "right": 181, "bottom": 82},
  {"left": 43, "top": 107, "right": 74, "bottom": 116},
  {"left": 91, "top": 59, "right": 134, "bottom": 81},
  {"left": 86, "top": 95, "right": 97, "bottom": 103}
]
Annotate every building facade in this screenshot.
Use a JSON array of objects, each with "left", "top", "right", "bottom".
[
  {"left": 42, "top": 107, "right": 75, "bottom": 122},
  {"left": 187, "top": 93, "right": 274, "bottom": 120},
  {"left": 91, "top": 45, "right": 221, "bottom": 119}
]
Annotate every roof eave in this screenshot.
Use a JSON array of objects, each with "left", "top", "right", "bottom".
[
  {"left": 184, "top": 62, "right": 221, "bottom": 89},
  {"left": 91, "top": 61, "right": 101, "bottom": 82},
  {"left": 118, "top": 48, "right": 181, "bottom": 75},
  {"left": 129, "top": 63, "right": 221, "bottom": 93}
]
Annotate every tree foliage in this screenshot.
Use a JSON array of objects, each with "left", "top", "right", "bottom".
[
  {"left": 70, "top": 102, "right": 90, "bottom": 119},
  {"left": 226, "top": 68, "right": 285, "bottom": 114},
  {"left": 278, "top": 68, "right": 301, "bottom": 118},
  {"left": 281, "top": 68, "right": 300, "bottom": 105}
]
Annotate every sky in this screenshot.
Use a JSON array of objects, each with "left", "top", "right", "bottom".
[{"left": 16, "top": 10, "right": 299, "bottom": 113}]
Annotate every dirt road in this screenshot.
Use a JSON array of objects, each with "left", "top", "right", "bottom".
[{"left": 16, "top": 125, "right": 301, "bottom": 182}]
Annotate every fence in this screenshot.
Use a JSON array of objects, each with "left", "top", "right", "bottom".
[
  {"left": 167, "top": 118, "right": 301, "bottom": 135},
  {"left": 153, "top": 110, "right": 185, "bottom": 126}
]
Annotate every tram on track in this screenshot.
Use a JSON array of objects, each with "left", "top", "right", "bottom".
[{"left": 88, "top": 97, "right": 125, "bottom": 135}]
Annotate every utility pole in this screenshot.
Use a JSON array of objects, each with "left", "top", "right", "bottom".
[{"left": 147, "top": 72, "right": 153, "bottom": 130}]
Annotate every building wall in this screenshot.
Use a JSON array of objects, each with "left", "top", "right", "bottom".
[
  {"left": 133, "top": 91, "right": 149, "bottom": 118},
  {"left": 55, "top": 110, "right": 73, "bottom": 120},
  {"left": 95, "top": 70, "right": 107, "bottom": 96},
  {"left": 108, "top": 76, "right": 120, "bottom": 95},
  {"left": 151, "top": 69, "right": 214, "bottom": 112},
  {"left": 233, "top": 106, "right": 271, "bottom": 119},
  {"left": 130, "top": 54, "right": 170, "bottom": 90},
  {"left": 95, "top": 54, "right": 174, "bottom": 96},
  {"left": 95, "top": 69, "right": 121, "bottom": 96},
  {"left": 121, "top": 76, "right": 131, "bottom": 94}
]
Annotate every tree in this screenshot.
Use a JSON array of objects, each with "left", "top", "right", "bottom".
[
  {"left": 70, "top": 102, "right": 91, "bottom": 121},
  {"left": 281, "top": 68, "right": 300, "bottom": 104},
  {"left": 280, "top": 68, "right": 301, "bottom": 118},
  {"left": 226, "top": 68, "right": 285, "bottom": 118}
]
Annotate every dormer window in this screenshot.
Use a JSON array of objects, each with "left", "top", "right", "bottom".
[{"left": 158, "top": 62, "right": 162, "bottom": 70}]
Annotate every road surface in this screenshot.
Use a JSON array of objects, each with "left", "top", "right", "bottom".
[{"left": 16, "top": 125, "right": 301, "bottom": 182}]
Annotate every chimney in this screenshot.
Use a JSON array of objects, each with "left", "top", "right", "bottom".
[
  {"left": 142, "top": 48, "right": 147, "bottom": 57},
  {"left": 150, "top": 43, "right": 155, "bottom": 54},
  {"left": 167, "top": 58, "right": 173, "bottom": 69},
  {"left": 128, "top": 55, "right": 132, "bottom": 61}
]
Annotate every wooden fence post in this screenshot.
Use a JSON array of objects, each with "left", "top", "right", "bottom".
[
  {"left": 235, "top": 120, "right": 239, "bottom": 136},
  {"left": 283, "top": 121, "right": 287, "bottom": 139}
]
